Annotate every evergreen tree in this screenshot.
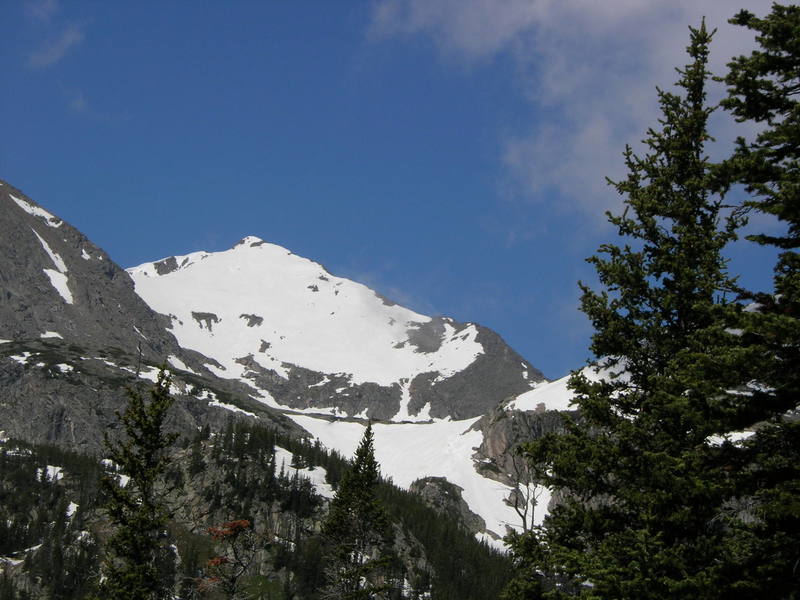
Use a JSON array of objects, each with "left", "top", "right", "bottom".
[
  {"left": 97, "top": 368, "right": 179, "bottom": 600},
  {"left": 321, "top": 423, "right": 396, "bottom": 600},
  {"left": 718, "top": 4, "right": 800, "bottom": 595},
  {"left": 508, "top": 23, "right": 756, "bottom": 598}
]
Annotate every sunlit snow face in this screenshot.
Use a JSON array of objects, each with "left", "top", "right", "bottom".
[{"left": 127, "top": 238, "right": 484, "bottom": 392}]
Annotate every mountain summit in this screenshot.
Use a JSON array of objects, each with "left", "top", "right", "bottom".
[{"left": 128, "top": 236, "right": 544, "bottom": 420}]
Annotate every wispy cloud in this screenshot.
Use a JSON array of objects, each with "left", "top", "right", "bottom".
[
  {"left": 66, "top": 89, "right": 87, "bottom": 112},
  {"left": 368, "top": 0, "right": 775, "bottom": 221},
  {"left": 64, "top": 88, "right": 131, "bottom": 123},
  {"left": 29, "top": 23, "right": 84, "bottom": 68},
  {"left": 25, "top": 0, "right": 59, "bottom": 23},
  {"left": 369, "top": 0, "right": 542, "bottom": 62}
]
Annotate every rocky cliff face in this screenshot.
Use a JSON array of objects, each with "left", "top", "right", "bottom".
[
  {"left": 409, "top": 476, "right": 488, "bottom": 538},
  {"left": 0, "top": 181, "right": 301, "bottom": 451},
  {"left": 472, "top": 403, "right": 573, "bottom": 487},
  {"left": 0, "top": 180, "right": 182, "bottom": 363}
]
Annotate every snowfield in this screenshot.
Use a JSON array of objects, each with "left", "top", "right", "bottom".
[
  {"left": 288, "top": 414, "right": 548, "bottom": 548},
  {"left": 128, "top": 236, "right": 485, "bottom": 404}
]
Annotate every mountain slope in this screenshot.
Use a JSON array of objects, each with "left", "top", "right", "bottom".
[
  {"left": 0, "top": 179, "right": 568, "bottom": 545},
  {"left": 128, "top": 237, "right": 544, "bottom": 420},
  {"left": 125, "top": 234, "right": 563, "bottom": 543},
  {"left": 0, "top": 180, "right": 300, "bottom": 451}
]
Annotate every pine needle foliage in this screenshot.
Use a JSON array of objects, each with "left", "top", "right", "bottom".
[
  {"left": 508, "top": 23, "right": 758, "bottom": 599},
  {"left": 718, "top": 4, "right": 800, "bottom": 596},
  {"left": 96, "top": 367, "right": 179, "bottom": 600},
  {"left": 321, "top": 423, "right": 396, "bottom": 600}
]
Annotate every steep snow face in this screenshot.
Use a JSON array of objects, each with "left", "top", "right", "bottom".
[
  {"left": 506, "top": 364, "right": 628, "bottom": 412},
  {"left": 289, "top": 414, "right": 531, "bottom": 547},
  {"left": 10, "top": 194, "right": 62, "bottom": 228},
  {"left": 128, "top": 237, "right": 484, "bottom": 389}
]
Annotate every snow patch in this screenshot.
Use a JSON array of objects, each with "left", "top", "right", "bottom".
[
  {"left": 274, "top": 446, "right": 335, "bottom": 499},
  {"left": 55, "top": 363, "right": 74, "bottom": 373},
  {"left": 507, "top": 377, "right": 575, "bottom": 412},
  {"left": 707, "top": 430, "right": 755, "bottom": 446},
  {"left": 43, "top": 269, "right": 74, "bottom": 304},
  {"left": 11, "top": 194, "right": 62, "bottom": 227},
  {"left": 308, "top": 375, "right": 330, "bottom": 388},
  {"left": 9, "top": 352, "right": 33, "bottom": 364},
  {"left": 507, "top": 365, "right": 623, "bottom": 412},
  {"left": 168, "top": 354, "right": 195, "bottom": 373},
  {"left": 391, "top": 379, "right": 431, "bottom": 422},
  {"left": 37, "top": 465, "right": 64, "bottom": 482},
  {"left": 208, "top": 400, "right": 257, "bottom": 418},
  {"left": 32, "top": 229, "right": 67, "bottom": 272},
  {"left": 40, "top": 331, "right": 63, "bottom": 339},
  {"left": 81, "top": 248, "right": 91, "bottom": 260},
  {"left": 252, "top": 391, "right": 346, "bottom": 417},
  {"left": 66, "top": 502, "right": 79, "bottom": 518},
  {"left": 32, "top": 229, "right": 73, "bottom": 304}
]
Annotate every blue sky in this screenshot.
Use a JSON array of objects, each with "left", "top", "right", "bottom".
[{"left": 1, "top": 0, "right": 778, "bottom": 379}]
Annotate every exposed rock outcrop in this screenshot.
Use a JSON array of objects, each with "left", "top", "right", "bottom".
[{"left": 410, "top": 476, "right": 488, "bottom": 538}]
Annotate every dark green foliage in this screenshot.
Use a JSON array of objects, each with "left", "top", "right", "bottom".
[
  {"left": 97, "top": 368, "right": 179, "bottom": 600},
  {"left": 718, "top": 4, "right": 800, "bottom": 596},
  {"left": 722, "top": 4, "right": 800, "bottom": 253},
  {"left": 377, "top": 482, "right": 514, "bottom": 600},
  {"left": 508, "top": 23, "right": 760, "bottom": 599},
  {"left": 1, "top": 409, "right": 510, "bottom": 599},
  {"left": 0, "top": 439, "right": 103, "bottom": 599},
  {"left": 321, "top": 423, "right": 396, "bottom": 599}
]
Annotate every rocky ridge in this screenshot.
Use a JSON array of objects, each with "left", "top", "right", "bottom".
[{"left": 0, "top": 180, "right": 302, "bottom": 452}]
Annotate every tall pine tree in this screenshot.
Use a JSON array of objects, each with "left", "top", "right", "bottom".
[
  {"left": 718, "top": 4, "right": 800, "bottom": 596},
  {"left": 508, "top": 23, "right": 756, "bottom": 599},
  {"left": 321, "top": 423, "right": 396, "bottom": 600},
  {"left": 97, "top": 368, "right": 178, "bottom": 600}
]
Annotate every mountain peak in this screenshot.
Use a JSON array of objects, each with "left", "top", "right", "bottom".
[
  {"left": 127, "top": 236, "right": 545, "bottom": 421},
  {"left": 234, "top": 235, "right": 266, "bottom": 248}
]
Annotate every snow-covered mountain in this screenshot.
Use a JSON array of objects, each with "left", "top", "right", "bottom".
[
  {"left": 125, "top": 237, "right": 572, "bottom": 544},
  {"left": 128, "top": 237, "right": 544, "bottom": 422},
  {"left": 0, "top": 179, "right": 577, "bottom": 546}
]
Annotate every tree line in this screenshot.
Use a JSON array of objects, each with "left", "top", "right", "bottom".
[{"left": 0, "top": 371, "right": 512, "bottom": 599}]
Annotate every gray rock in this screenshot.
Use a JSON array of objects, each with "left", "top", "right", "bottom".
[
  {"left": 410, "top": 476, "right": 488, "bottom": 537},
  {"left": 0, "top": 181, "right": 301, "bottom": 451},
  {"left": 408, "top": 323, "right": 546, "bottom": 420}
]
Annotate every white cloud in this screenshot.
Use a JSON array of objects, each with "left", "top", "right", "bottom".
[
  {"left": 369, "top": 0, "right": 775, "bottom": 219},
  {"left": 369, "top": 0, "right": 543, "bottom": 61},
  {"left": 28, "top": 23, "right": 84, "bottom": 68}
]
